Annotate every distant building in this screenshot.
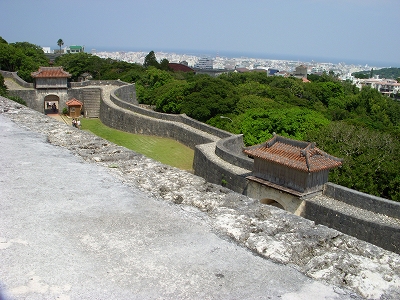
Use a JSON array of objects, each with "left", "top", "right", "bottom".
[
  {"left": 268, "top": 69, "right": 279, "bottom": 76},
  {"left": 293, "top": 65, "right": 308, "bottom": 79},
  {"left": 42, "top": 47, "right": 51, "bottom": 54},
  {"left": 66, "top": 45, "right": 84, "bottom": 54},
  {"left": 274, "top": 71, "right": 290, "bottom": 77},
  {"left": 355, "top": 76, "right": 400, "bottom": 96},
  {"left": 234, "top": 67, "right": 249, "bottom": 73},
  {"left": 78, "top": 72, "right": 93, "bottom": 82},
  {"left": 194, "top": 57, "right": 213, "bottom": 69}
]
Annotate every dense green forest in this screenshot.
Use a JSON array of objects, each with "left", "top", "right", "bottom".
[
  {"left": 352, "top": 67, "right": 400, "bottom": 81},
  {"left": 1, "top": 38, "right": 399, "bottom": 201}
]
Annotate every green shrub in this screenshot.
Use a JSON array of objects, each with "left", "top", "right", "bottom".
[{"left": 7, "top": 95, "right": 26, "bottom": 106}]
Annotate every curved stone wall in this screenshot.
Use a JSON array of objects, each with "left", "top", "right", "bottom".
[
  {"left": 215, "top": 135, "right": 253, "bottom": 170},
  {"left": 101, "top": 89, "right": 219, "bottom": 149},
  {"left": 70, "top": 79, "right": 127, "bottom": 88},
  {"left": 193, "top": 142, "right": 251, "bottom": 193},
  {"left": 0, "top": 70, "right": 33, "bottom": 88},
  {"left": 108, "top": 87, "right": 232, "bottom": 140}
]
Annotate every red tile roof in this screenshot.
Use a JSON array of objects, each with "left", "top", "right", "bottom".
[
  {"left": 243, "top": 135, "right": 342, "bottom": 173},
  {"left": 31, "top": 67, "right": 71, "bottom": 78},
  {"left": 66, "top": 98, "right": 83, "bottom": 106},
  {"left": 234, "top": 68, "right": 249, "bottom": 73},
  {"left": 169, "top": 63, "right": 194, "bottom": 73}
]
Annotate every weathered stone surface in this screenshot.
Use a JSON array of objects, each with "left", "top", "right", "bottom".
[{"left": 1, "top": 96, "right": 399, "bottom": 299}]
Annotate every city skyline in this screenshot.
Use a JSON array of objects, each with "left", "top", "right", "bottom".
[{"left": 1, "top": 0, "right": 399, "bottom": 67}]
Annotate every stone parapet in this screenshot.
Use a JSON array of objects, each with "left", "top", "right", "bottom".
[
  {"left": 303, "top": 193, "right": 400, "bottom": 254},
  {"left": 324, "top": 182, "right": 400, "bottom": 219}
]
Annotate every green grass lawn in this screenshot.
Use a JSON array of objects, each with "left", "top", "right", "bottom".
[{"left": 81, "top": 118, "right": 194, "bottom": 171}]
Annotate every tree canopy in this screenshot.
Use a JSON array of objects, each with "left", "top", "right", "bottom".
[
  {"left": 0, "top": 38, "right": 49, "bottom": 82},
  {"left": 352, "top": 67, "right": 400, "bottom": 79},
  {"left": 57, "top": 39, "right": 64, "bottom": 54},
  {"left": 135, "top": 69, "right": 400, "bottom": 200}
]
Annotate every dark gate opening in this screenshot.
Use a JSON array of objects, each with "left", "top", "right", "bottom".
[
  {"left": 260, "top": 198, "right": 284, "bottom": 210},
  {"left": 44, "top": 95, "right": 59, "bottom": 114}
]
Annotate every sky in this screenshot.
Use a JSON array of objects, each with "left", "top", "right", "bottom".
[{"left": 1, "top": 0, "right": 399, "bottom": 67}]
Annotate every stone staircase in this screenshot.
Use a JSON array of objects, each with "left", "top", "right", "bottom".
[{"left": 82, "top": 88, "right": 101, "bottom": 118}]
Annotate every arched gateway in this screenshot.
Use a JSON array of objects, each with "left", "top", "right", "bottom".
[{"left": 31, "top": 66, "right": 71, "bottom": 114}]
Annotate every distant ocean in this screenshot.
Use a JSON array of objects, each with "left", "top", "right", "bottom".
[{"left": 88, "top": 46, "right": 395, "bottom": 68}]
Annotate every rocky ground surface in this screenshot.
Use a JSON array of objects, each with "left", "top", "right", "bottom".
[{"left": 1, "top": 96, "right": 399, "bottom": 299}]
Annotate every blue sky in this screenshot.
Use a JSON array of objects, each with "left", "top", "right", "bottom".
[{"left": 1, "top": 0, "right": 399, "bottom": 67}]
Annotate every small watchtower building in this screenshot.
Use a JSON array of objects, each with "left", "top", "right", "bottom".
[
  {"left": 243, "top": 135, "right": 342, "bottom": 213},
  {"left": 66, "top": 98, "right": 83, "bottom": 118}
]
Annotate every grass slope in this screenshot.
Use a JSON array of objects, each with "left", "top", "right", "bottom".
[{"left": 81, "top": 118, "right": 194, "bottom": 171}]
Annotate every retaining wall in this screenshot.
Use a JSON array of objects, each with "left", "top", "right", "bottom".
[
  {"left": 193, "top": 143, "right": 251, "bottom": 193},
  {"left": 215, "top": 135, "right": 253, "bottom": 170},
  {"left": 8, "top": 89, "right": 37, "bottom": 108},
  {"left": 68, "top": 88, "right": 101, "bottom": 102}
]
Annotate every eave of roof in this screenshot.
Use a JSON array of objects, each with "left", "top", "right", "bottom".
[
  {"left": 243, "top": 135, "right": 342, "bottom": 173},
  {"left": 66, "top": 98, "right": 83, "bottom": 106},
  {"left": 31, "top": 67, "right": 71, "bottom": 78}
]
